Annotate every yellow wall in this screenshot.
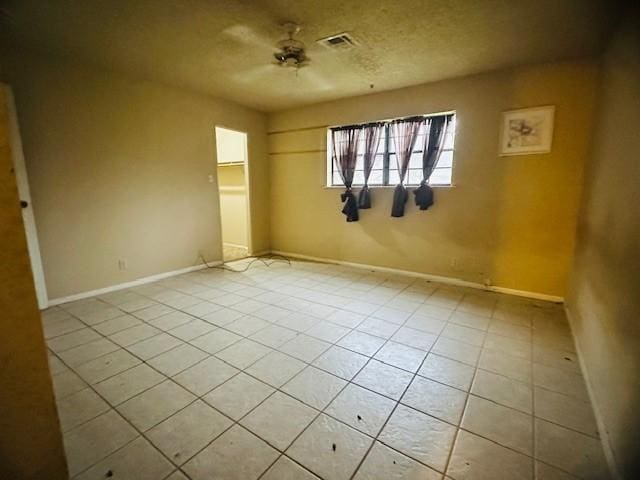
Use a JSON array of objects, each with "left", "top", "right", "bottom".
[
  {"left": 567, "top": 9, "right": 640, "bottom": 478},
  {"left": 268, "top": 60, "right": 598, "bottom": 297},
  {"left": 0, "top": 48, "right": 269, "bottom": 300},
  {"left": 0, "top": 85, "right": 68, "bottom": 479},
  {"left": 217, "top": 164, "right": 248, "bottom": 248}
]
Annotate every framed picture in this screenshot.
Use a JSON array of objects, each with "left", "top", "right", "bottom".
[{"left": 499, "top": 106, "right": 555, "bottom": 155}]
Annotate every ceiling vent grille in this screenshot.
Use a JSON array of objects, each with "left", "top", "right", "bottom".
[{"left": 317, "top": 33, "right": 356, "bottom": 49}]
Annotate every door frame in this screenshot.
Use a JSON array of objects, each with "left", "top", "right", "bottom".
[
  {"left": 3, "top": 84, "right": 49, "bottom": 308},
  {"left": 214, "top": 125, "right": 253, "bottom": 258}
]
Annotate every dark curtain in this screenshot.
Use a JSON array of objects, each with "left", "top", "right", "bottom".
[
  {"left": 413, "top": 114, "right": 452, "bottom": 210},
  {"left": 358, "top": 123, "right": 383, "bottom": 209},
  {"left": 332, "top": 127, "right": 362, "bottom": 222},
  {"left": 390, "top": 118, "right": 422, "bottom": 217}
]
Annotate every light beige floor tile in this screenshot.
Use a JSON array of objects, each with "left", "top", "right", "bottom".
[
  {"left": 405, "top": 313, "right": 447, "bottom": 334},
  {"left": 262, "top": 456, "right": 320, "bottom": 480},
  {"left": 442, "top": 323, "right": 486, "bottom": 347},
  {"left": 47, "top": 328, "right": 101, "bottom": 353},
  {"left": 203, "top": 372, "right": 274, "bottom": 420},
  {"left": 488, "top": 319, "right": 532, "bottom": 342},
  {"left": 312, "top": 345, "right": 369, "bottom": 380},
  {"left": 532, "top": 346, "right": 581, "bottom": 373},
  {"left": 47, "top": 353, "right": 68, "bottom": 375},
  {"left": 249, "top": 324, "right": 299, "bottom": 348},
  {"left": 471, "top": 369, "right": 532, "bottom": 413},
  {"left": 535, "top": 419, "right": 609, "bottom": 479},
  {"left": 357, "top": 317, "right": 400, "bottom": 339},
  {"left": 168, "top": 318, "right": 216, "bottom": 341},
  {"left": 131, "top": 304, "right": 175, "bottom": 321},
  {"left": 148, "top": 311, "right": 194, "bottom": 331},
  {"left": 246, "top": 350, "right": 307, "bottom": 388},
  {"left": 126, "top": 332, "right": 183, "bottom": 360},
  {"left": 108, "top": 324, "right": 161, "bottom": 347},
  {"left": 462, "top": 395, "right": 533, "bottom": 455},
  {"left": 165, "top": 470, "right": 190, "bottom": 480},
  {"left": 325, "top": 383, "right": 396, "bottom": 436},
  {"left": 94, "top": 364, "right": 165, "bottom": 405},
  {"left": 189, "top": 328, "right": 242, "bottom": 354},
  {"left": 201, "top": 307, "right": 245, "bottom": 326},
  {"left": 533, "top": 364, "right": 588, "bottom": 400},
  {"left": 173, "top": 356, "right": 238, "bottom": 396},
  {"left": 226, "top": 315, "right": 270, "bottom": 336},
  {"left": 478, "top": 349, "right": 532, "bottom": 383},
  {"left": 93, "top": 315, "right": 142, "bottom": 335},
  {"left": 483, "top": 333, "right": 532, "bottom": 360},
  {"left": 374, "top": 341, "right": 426, "bottom": 372},
  {"left": 147, "top": 344, "right": 209, "bottom": 377},
  {"left": 74, "top": 436, "right": 173, "bottom": 480},
  {"left": 344, "top": 300, "right": 380, "bottom": 315},
  {"left": 63, "top": 410, "right": 138, "bottom": 477},
  {"left": 183, "top": 425, "right": 279, "bottom": 480},
  {"left": 432, "top": 337, "right": 481, "bottom": 366},
  {"left": 354, "top": 441, "right": 442, "bottom": 480},
  {"left": 215, "top": 338, "right": 272, "bottom": 369},
  {"left": 282, "top": 366, "right": 347, "bottom": 410},
  {"left": 253, "top": 305, "right": 294, "bottom": 322},
  {"left": 57, "top": 387, "right": 110, "bottom": 432},
  {"left": 75, "top": 349, "right": 141, "bottom": 385},
  {"left": 450, "top": 311, "right": 492, "bottom": 331},
  {"left": 305, "top": 320, "right": 350, "bottom": 343},
  {"left": 447, "top": 430, "right": 532, "bottom": 480},
  {"left": 117, "top": 297, "right": 158, "bottom": 313},
  {"left": 534, "top": 461, "right": 579, "bottom": 480},
  {"left": 52, "top": 370, "right": 88, "bottom": 399},
  {"left": 147, "top": 399, "right": 232, "bottom": 465},
  {"left": 76, "top": 306, "right": 125, "bottom": 326},
  {"left": 43, "top": 316, "right": 86, "bottom": 339},
  {"left": 59, "top": 338, "right": 121, "bottom": 367},
  {"left": 419, "top": 353, "right": 476, "bottom": 391},
  {"left": 117, "top": 380, "right": 195, "bottom": 431},
  {"left": 379, "top": 404, "right": 456, "bottom": 471},
  {"left": 534, "top": 387, "right": 599, "bottom": 437},
  {"left": 390, "top": 326, "right": 437, "bottom": 351},
  {"left": 337, "top": 330, "right": 386, "bottom": 356},
  {"left": 402, "top": 375, "right": 467, "bottom": 424},
  {"left": 183, "top": 301, "right": 223, "bottom": 317},
  {"left": 354, "top": 360, "right": 414, "bottom": 400},
  {"left": 241, "top": 392, "right": 317, "bottom": 450},
  {"left": 287, "top": 414, "right": 373, "bottom": 480},
  {"left": 326, "top": 309, "right": 366, "bottom": 328},
  {"left": 279, "top": 334, "right": 331, "bottom": 363}
]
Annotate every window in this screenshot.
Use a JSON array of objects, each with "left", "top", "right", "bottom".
[{"left": 327, "top": 113, "right": 456, "bottom": 187}]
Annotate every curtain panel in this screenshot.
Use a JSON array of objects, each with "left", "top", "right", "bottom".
[
  {"left": 390, "top": 118, "right": 423, "bottom": 217},
  {"left": 413, "top": 114, "right": 452, "bottom": 210},
  {"left": 358, "top": 123, "right": 383, "bottom": 209},
  {"left": 331, "top": 127, "right": 362, "bottom": 222}
]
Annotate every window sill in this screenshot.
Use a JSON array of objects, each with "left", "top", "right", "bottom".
[{"left": 323, "top": 184, "right": 456, "bottom": 189}]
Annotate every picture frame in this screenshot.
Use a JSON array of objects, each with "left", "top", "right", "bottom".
[{"left": 499, "top": 105, "right": 555, "bottom": 156}]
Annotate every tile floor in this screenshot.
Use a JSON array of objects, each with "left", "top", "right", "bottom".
[{"left": 42, "top": 258, "right": 609, "bottom": 480}]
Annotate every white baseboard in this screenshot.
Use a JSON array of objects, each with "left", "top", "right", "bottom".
[
  {"left": 270, "top": 250, "right": 564, "bottom": 303},
  {"left": 47, "top": 262, "right": 221, "bottom": 307},
  {"left": 564, "top": 305, "right": 621, "bottom": 480},
  {"left": 223, "top": 242, "right": 249, "bottom": 250}
]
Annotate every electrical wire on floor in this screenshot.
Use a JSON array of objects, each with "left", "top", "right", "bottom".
[{"left": 198, "top": 252, "right": 291, "bottom": 273}]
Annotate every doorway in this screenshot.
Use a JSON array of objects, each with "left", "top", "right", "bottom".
[
  {"left": 3, "top": 85, "right": 48, "bottom": 308},
  {"left": 215, "top": 126, "right": 251, "bottom": 262}
]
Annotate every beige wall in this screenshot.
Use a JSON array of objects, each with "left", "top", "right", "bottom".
[
  {"left": 268, "top": 60, "right": 598, "bottom": 297},
  {"left": 0, "top": 85, "right": 68, "bottom": 479},
  {"left": 218, "top": 164, "right": 248, "bottom": 248},
  {"left": 567, "top": 9, "right": 640, "bottom": 478},
  {"left": 0, "top": 48, "right": 269, "bottom": 300}
]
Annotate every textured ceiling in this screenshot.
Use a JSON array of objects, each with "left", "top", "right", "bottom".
[{"left": 0, "top": 0, "right": 623, "bottom": 112}]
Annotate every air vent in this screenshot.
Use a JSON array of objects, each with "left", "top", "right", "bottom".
[{"left": 317, "top": 33, "right": 356, "bottom": 49}]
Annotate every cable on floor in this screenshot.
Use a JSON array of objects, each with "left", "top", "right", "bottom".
[{"left": 198, "top": 252, "right": 291, "bottom": 273}]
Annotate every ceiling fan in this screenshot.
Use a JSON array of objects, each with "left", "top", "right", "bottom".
[{"left": 273, "top": 22, "right": 309, "bottom": 69}]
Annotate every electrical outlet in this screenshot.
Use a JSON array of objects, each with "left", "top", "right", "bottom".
[
  {"left": 118, "top": 259, "right": 127, "bottom": 271},
  {"left": 450, "top": 257, "right": 460, "bottom": 271},
  {"left": 208, "top": 174, "right": 214, "bottom": 183}
]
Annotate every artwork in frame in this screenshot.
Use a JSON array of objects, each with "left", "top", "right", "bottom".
[{"left": 499, "top": 106, "right": 555, "bottom": 155}]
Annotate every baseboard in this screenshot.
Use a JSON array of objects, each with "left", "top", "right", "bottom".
[
  {"left": 270, "top": 250, "right": 564, "bottom": 303},
  {"left": 564, "top": 304, "right": 622, "bottom": 480},
  {"left": 47, "top": 262, "right": 221, "bottom": 307},
  {"left": 223, "top": 242, "right": 249, "bottom": 250}
]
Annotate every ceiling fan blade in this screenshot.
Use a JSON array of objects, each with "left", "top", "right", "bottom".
[{"left": 220, "top": 24, "right": 275, "bottom": 52}]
